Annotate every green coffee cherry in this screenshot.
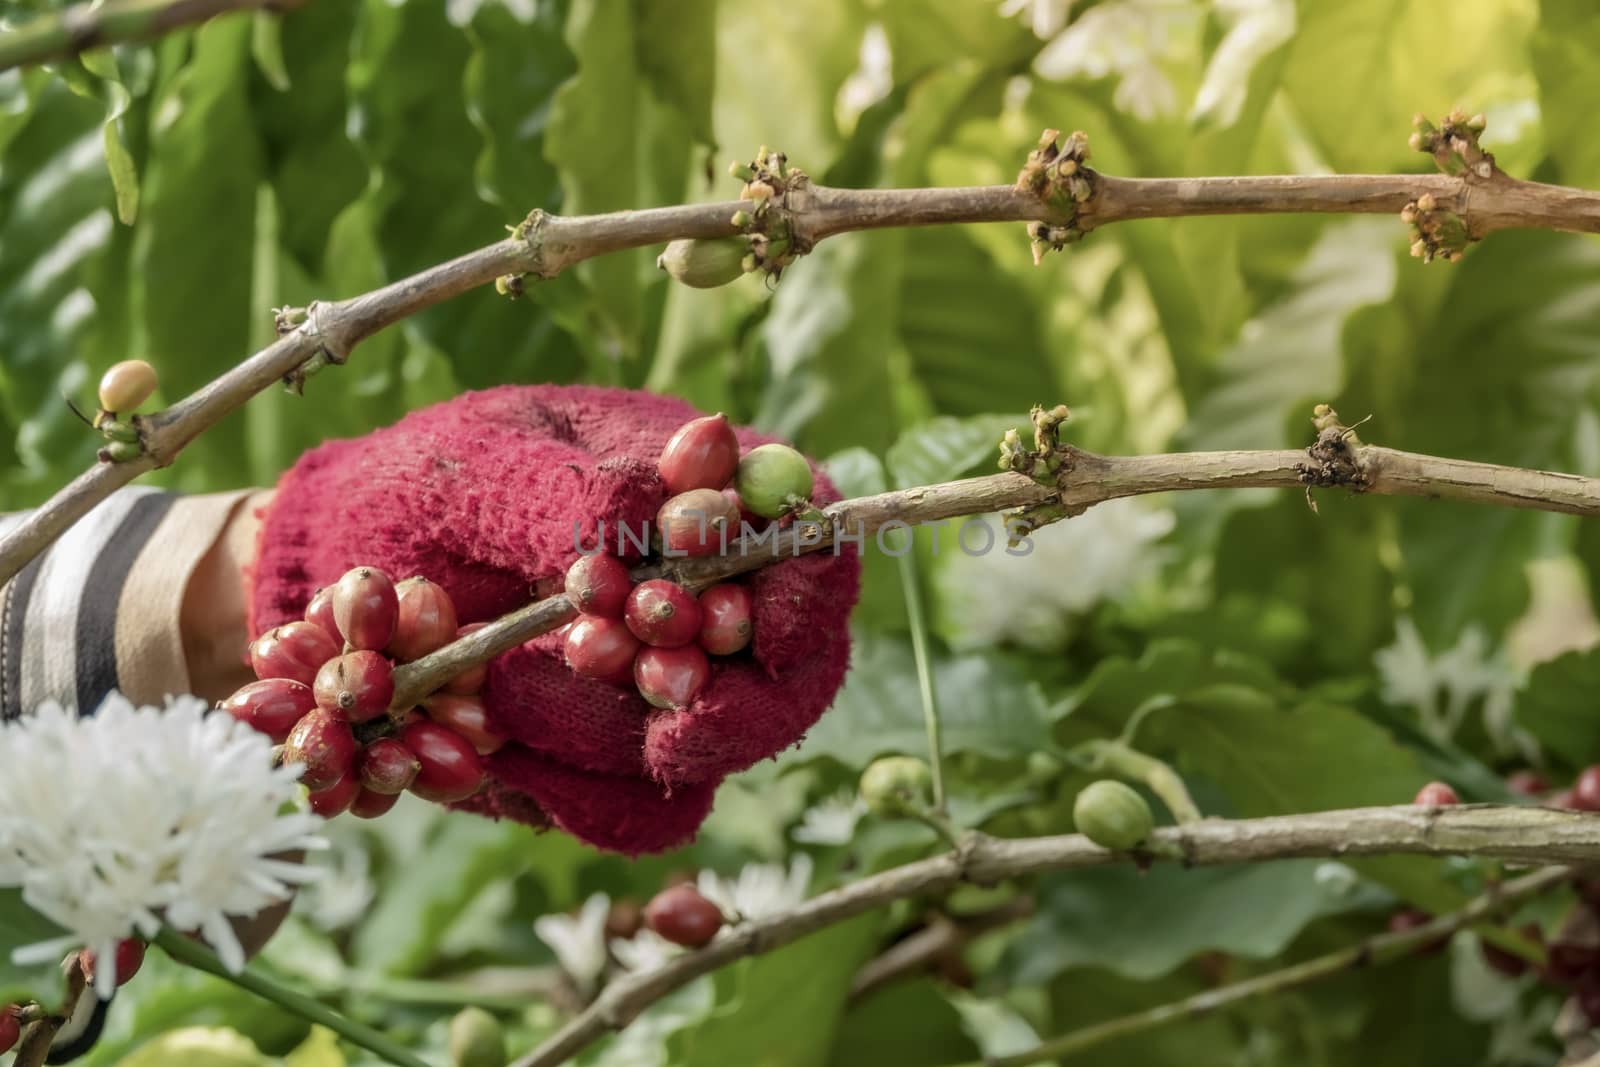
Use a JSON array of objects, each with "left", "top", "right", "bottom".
[
  {"left": 1073, "top": 780, "right": 1153, "bottom": 850},
  {"left": 734, "top": 443, "right": 813, "bottom": 519},
  {"left": 859, "top": 755, "right": 933, "bottom": 817},
  {"left": 448, "top": 1007, "right": 506, "bottom": 1067},
  {"left": 657, "top": 237, "right": 748, "bottom": 289}
]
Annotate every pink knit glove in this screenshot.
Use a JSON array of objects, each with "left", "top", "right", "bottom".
[{"left": 249, "top": 385, "right": 859, "bottom": 853}]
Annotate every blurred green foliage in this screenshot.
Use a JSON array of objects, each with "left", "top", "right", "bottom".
[{"left": 4, "top": 0, "right": 1600, "bottom": 1064}]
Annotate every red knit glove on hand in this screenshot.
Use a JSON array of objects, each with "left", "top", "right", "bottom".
[{"left": 249, "top": 385, "right": 859, "bottom": 854}]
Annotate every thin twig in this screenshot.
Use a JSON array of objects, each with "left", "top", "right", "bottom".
[
  {"left": 508, "top": 806, "right": 1599, "bottom": 1067},
  {"left": 390, "top": 430, "right": 1600, "bottom": 704},
  {"left": 154, "top": 927, "right": 429, "bottom": 1067},
  {"left": 848, "top": 897, "right": 1035, "bottom": 1002},
  {"left": 968, "top": 865, "right": 1571, "bottom": 1067},
  {"left": 7, "top": 137, "right": 1600, "bottom": 584},
  {"left": 0, "top": 0, "right": 305, "bottom": 73}
]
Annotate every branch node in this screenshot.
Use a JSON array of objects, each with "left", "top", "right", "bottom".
[
  {"left": 1017, "top": 129, "right": 1095, "bottom": 263},
  {"left": 280, "top": 302, "right": 350, "bottom": 395},
  {"left": 1000, "top": 404, "right": 1080, "bottom": 539},
  {"left": 1298, "top": 403, "right": 1373, "bottom": 500},
  {"left": 729, "top": 145, "right": 811, "bottom": 282}
]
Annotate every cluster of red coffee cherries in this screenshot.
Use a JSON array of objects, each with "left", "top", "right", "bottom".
[
  {"left": 1398, "top": 774, "right": 1600, "bottom": 1022},
  {"left": 222, "top": 567, "right": 500, "bottom": 819},
  {"left": 0, "top": 942, "right": 144, "bottom": 1054},
  {"left": 562, "top": 413, "right": 809, "bottom": 710},
  {"left": 591, "top": 877, "right": 726, "bottom": 950}
]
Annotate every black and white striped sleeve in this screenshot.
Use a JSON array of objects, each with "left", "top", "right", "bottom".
[{"left": 0, "top": 488, "right": 252, "bottom": 720}]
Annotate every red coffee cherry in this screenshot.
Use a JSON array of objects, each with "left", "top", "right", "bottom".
[
  {"left": 313, "top": 651, "right": 395, "bottom": 723},
  {"left": 564, "top": 554, "right": 633, "bottom": 618},
  {"left": 282, "top": 708, "right": 359, "bottom": 791},
  {"left": 1413, "top": 781, "right": 1459, "bottom": 807},
  {"left": 565, "top": 616, "right": 643, "bottom": 685},
  {"left": 0, "top": 1006, "right": 15, "bottom": 1056},
  {"left": 1573, "top": 766, "right": 1600, "bottom": 812},
  {"left": 220, "top": 679, "right": 314, "bottom": 743},
  {"left": 643, "top": 884, "right": 724, "bottom": 947},
  {"left": 634, "top": 645, "right": 710, "bottom": 710},
  {"left": 424, "top": 694, "right": 506, "bottom": 755},
  {"left": 697, "top": 584, "right": 753, "bottom": 656},
  {"left": 1545, "top": 941, "right": 1600, "bottom": 983},
  {"left": 304, "top": 586, "right": 339, "bottom": 642},
  {"left": 358, "top": 737, "right": 421, "bottom": 795},
  {"left": 1507, "top": 770, "right": 1550, "bottom": 797},
  {"left": 657, "top": 489, "right": 739, "bottom": 558},
  {"left": 657, "top": 413, "right": 740, "bottom": 495},
  {"left": 249, "top": 621, "right": 341, "bottom": 686},
  {"left": 307, "top": 772, "right": 361, "bottom": 818},
  {"left": 350, "top": 787, "right": 401, "bottom": 819},
  {"left": 389, "top": 577, "right": 460, "bottom": 662},
  {"left": 401, "top": 720, "right": 485, "bottom": 803},
  {"left": 81, "top": 938, "right": 145, "bottom": 988},
  {"left": 444, "top": 623, "right": 490, "bottom": 695},
  {"left": 332, "top": 566, "right": 399, "bottom": 651},
  {"left": 625, "top": 580, "right": 702, "bottom": 648}
]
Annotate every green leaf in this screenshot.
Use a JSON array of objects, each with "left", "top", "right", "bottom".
[
  {"left": 635, "top": 0, "right": 717, "bottom": 148},
  {"left": 1001, "top": 861, "right": 1387, "bottom": 985},
  {"left": 1342, "top": 230, "right": 1600, "bottom": 643},
  {"left": 885, "top": 413, "right": 1020, "bottom": 490},
  {"left": 131, "top": 14, "right": 261, "bottom": 492},
  {"left": 828, "top": 979, "right": 980, "bottom": 1067},
  {"left": 1281, "top": 0, "right": 1536, "bottom": 174},
  {"left": 1182, "top": 219, "right": 1396, "bottom": 451},
  {"left": 781, "top": 628, "right": 1052, "bottom": 772},
  {"left": 251, "top": 10, "right": 292, "bottom": 92},
  {"left": 115, "top": 1027, "right": 276, "bottom": 1067},
  {"left": 666, "top": 915, "right": 878, "bottom": 1067},
  {"left": 351, "top": 816, "right": 545, "bottom": 976},
  {"left": 1534, "top": 0, "right": 1600, "bottom": 186},
  {"left": 1515, "top": 647, "right": 1600, "bottom": 770}
]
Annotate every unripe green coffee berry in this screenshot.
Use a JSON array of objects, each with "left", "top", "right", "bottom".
[
  {"left": 657, "top": 237, "right": 748, "bottom": 289},
  {"left": 448, "top": 1007, "right": 507, "bottom": 1067},
  {"left": 733, "top": 443, "right": 813, "bottom": 519},
  {"left": 859, "top": 755, "right": 933, "bottom": 817},
  {"left": 1073, "top": 780, "right": 1153, "bottom": 850}
]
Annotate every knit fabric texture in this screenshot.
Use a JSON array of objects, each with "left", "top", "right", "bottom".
[{"left": 250, "top": 385, "right": 859, "bottom": 853}]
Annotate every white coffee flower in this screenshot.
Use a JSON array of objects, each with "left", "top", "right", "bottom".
[
  {"left": 837, "top": 24, "right": 894, "bottom": 130},
  {"left": 1000, "top": 0, "right": 1076, "bottom": 39},
  {"left": 0, "top": 693, "right": 324, "bottom": 996},
  {"left": 791, "top": 791, "right": 867, "bottom": 847},
  {"left": 1191, "top": 0, "right": 1294, "bottom": 127},
  {"left": 610, "top": 928, "right": 683, "bottom": 973},
  {"left": 1032, "top": 0, "right": 1191, "bottom": 121},
  {"left": 297, "top": 823, "right": 375, "bottom": 933},
  {"left": 936, "top": 499, "right": 1175, "bottom": 651},
  {"left": 697, "top": 854, "right": 813, "bottom": 924},
  {"left": 534, "top": 893, "right": 611, "bottom": 995},
  {"left": 1376, "top": 618, "right": 1525, "bottom": 756}
]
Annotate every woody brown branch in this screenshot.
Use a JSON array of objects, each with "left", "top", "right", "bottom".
[
  {"left": 509, "top": 808, "right": 1598, "bottom": 1067},
  {"left": 389, "top": 427, "right": 1600, "bottom": 705},
  {"left": 8, "top": 142, "right": 1600, "bottom": 586}
]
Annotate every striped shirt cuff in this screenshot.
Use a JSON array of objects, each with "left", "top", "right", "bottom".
[{"left": 0, "top": 488, "right": 252, "bottom": 719}]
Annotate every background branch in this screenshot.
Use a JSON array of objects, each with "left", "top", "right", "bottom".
[
  {"left": 510, "top": 805, "right": 1599, "bottom": 1067},
  {"left": 389, "top": 432, "right": 1600, "bottom": 706},
  {"left": 7, "top": 136, "right": 1600, "bottom": 585},
  {"left": 973, "top": 866, "right": 1571, "bottom": 1067},
  {"left": 0, "top": 0, "right": 304, "bottom": 73}
]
